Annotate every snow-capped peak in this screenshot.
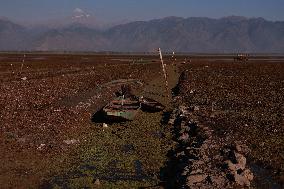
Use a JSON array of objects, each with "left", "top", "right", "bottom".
[{"left": 72, "top": 8, "right": 91, "bottom": 20}]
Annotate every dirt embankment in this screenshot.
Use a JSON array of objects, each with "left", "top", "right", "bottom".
[
  {"left": 161, "top": 105, "right": 254, "bottom": 188},
  {"left": 164, "top": 61, "right": 283, "bottom": 188}
]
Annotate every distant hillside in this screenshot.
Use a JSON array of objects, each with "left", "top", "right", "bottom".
[
  {"left": 32, "top": 24, "right": 108, "bottom": 51},
  {"left": 0, "top": 19, "right": 28, "bottom": 50},
  {"left": 0, "top": 16, "right": 284, "bottom": 53}
]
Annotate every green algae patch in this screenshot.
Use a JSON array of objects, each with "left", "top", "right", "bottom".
[{"left": 45, "top": 111, "right": 173, "bottom": 188}]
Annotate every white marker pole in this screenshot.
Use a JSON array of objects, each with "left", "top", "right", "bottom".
[
  {"left": 20, "top": 54, "right": 25, "bottom": 74},
  {"left": 158, "top": 48, "right": 169, "bottom": 97}
]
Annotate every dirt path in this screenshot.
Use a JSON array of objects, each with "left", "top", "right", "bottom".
[{"left": 139, "top": 63, "right": 179, "bottom": 107}]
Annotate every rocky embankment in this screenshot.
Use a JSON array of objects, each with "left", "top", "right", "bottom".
[
  {"left": 162, "top": 70, "right": 254, "bottom": 188},
  {"left": 166, "top": 106, "right": 253, "bottom": 188}
]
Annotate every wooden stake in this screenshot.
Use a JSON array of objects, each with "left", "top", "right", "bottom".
[
  {"left": 158, "top": 48, "right": 170, "bottom": 97},
  {"left": 20, "top": 54, "right": 25, "bottom": 74}
]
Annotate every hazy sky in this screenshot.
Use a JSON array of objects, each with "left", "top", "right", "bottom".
[{"left": 1, "top": 0, "right": 284, "bottom": 22}]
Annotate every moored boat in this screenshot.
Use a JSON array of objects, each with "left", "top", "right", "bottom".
[
  {"left": 102, "top": 96, "right": 140, "bottom": 121},
  {"left": 140, "top": 97, "right": 165, "bottom": 112}
]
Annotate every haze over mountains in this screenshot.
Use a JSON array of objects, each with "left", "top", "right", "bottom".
[{"left": 0, "top": 16, "right": 284, "bottom": 53}]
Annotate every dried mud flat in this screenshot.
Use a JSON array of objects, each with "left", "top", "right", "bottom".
[
  {"left": 0, "top": 53, "right": 283, "bottom": 189},
  {"left": 173, "top": 59, "right": 284, "bottom": 188},
  {"left": 0, "top": 53, "right": 170, "bottom": 189}
]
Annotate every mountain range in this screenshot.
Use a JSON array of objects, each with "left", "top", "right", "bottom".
[{"left": 0, "top": 16, "right": 284, "bottom": 53}]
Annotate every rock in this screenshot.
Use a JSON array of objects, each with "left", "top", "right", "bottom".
[
  {"left": 234, "top": 152, "right": 246, "bottom": 170},
  {"left": 225, "top": 159, "right": 246, "bottom": 173},
  {"left": 243, "top": 169, "right": 254, "bottom": 181},
  {"left": 21, "top": 77, "right": 27, "bottom": 81},
  {"left": 234, "top": 143, "right": 250, "bottom": 155},
  {"left": 168, "top": 118, "right": 175, "bottom": 125},
  {"left": 213, "top": 154, "right": 223, "bottom": 161},
  {"left": 225, "top": 156, "right": 253, "bottom": 187},
  {"left": 191, "top": 169, "right": 203, "bottom": 174},
  {"left": 234, "top": 172, "right": 251, "bottom": 186},
  {"left": 176, "top": 151, "right": 185, "bottom": 157},
  {"left": 186, "top": 147, "right": 200, "bottom": 151},
  {"left": 201, "top": 155, "right": 210, "bottom": 162},
  {"left": 202, "top": 143, "right": 209, "bottom": 150},
  {"left": 182, "top": 166, "right": 191, "bottom": 176},
  {"left": 235, "top": 144, "right": 242, "bottom": 152},
  {"left": 103, "top": 123, "right": 108, "bottom": 128},
  {"left": 185, "top": 149, "right": 199, "bottom": 158},
  {"left": 215, "top": 176, "right": 226, "bottom": 185},
  {"left": 225, "top": 160, "right": 237, "bottom": 171},
  {"left": 260, "top": 142, "right": 265, "bottom": 147},
  {"left": 37, "top": 143, "right": 45, "bottom": 150},
  {"left": 192, "top": 160, "right": 205, "bottom": 168},
  {"left": 63, "top": 139, "right": 79, "bottom": 145},
  {"left": 210, "top": 175, "right": 227, "bottom": 187},
  {"left": 194, "top": 106, "right": 200, "bottom": 111},
  {"left": 182, "top": 125, "right": 191, "bottom": 132},
  {"left": 179, "top": 133, "right": 189, "bottom": 142},
  {"left": 94, "top": 178, "right": 101, "bottom": 186},
  {"left": 180, "top": 106, "right": 188, "bottom": 113},
  {"left": 187, "top": 174, "right": 207, "bottom": 185}
]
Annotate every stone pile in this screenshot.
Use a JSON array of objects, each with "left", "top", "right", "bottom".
[
  {"left": 222, "top": 144, "right": 254, "bottom": 187},
  {"left": 167, "top": 106, "right": 254, "bottom": 188}
]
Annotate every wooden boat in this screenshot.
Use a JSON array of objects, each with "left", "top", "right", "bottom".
[
  {"left": 103, "top": 96, "right": 140, "bottom": 121},
  {"left": 140, "top": 97, "right": 165, "bottom": 112}
]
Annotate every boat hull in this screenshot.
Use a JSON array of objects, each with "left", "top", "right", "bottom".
[
  {"left": 102, "top": 96, "right": 140, "bottom": 122},
  {"left": 104, "top": 109, "right": 139, "bottom": 121},
  {"left": 140, "top": 97, "right": 165, "bottom": 112}
]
